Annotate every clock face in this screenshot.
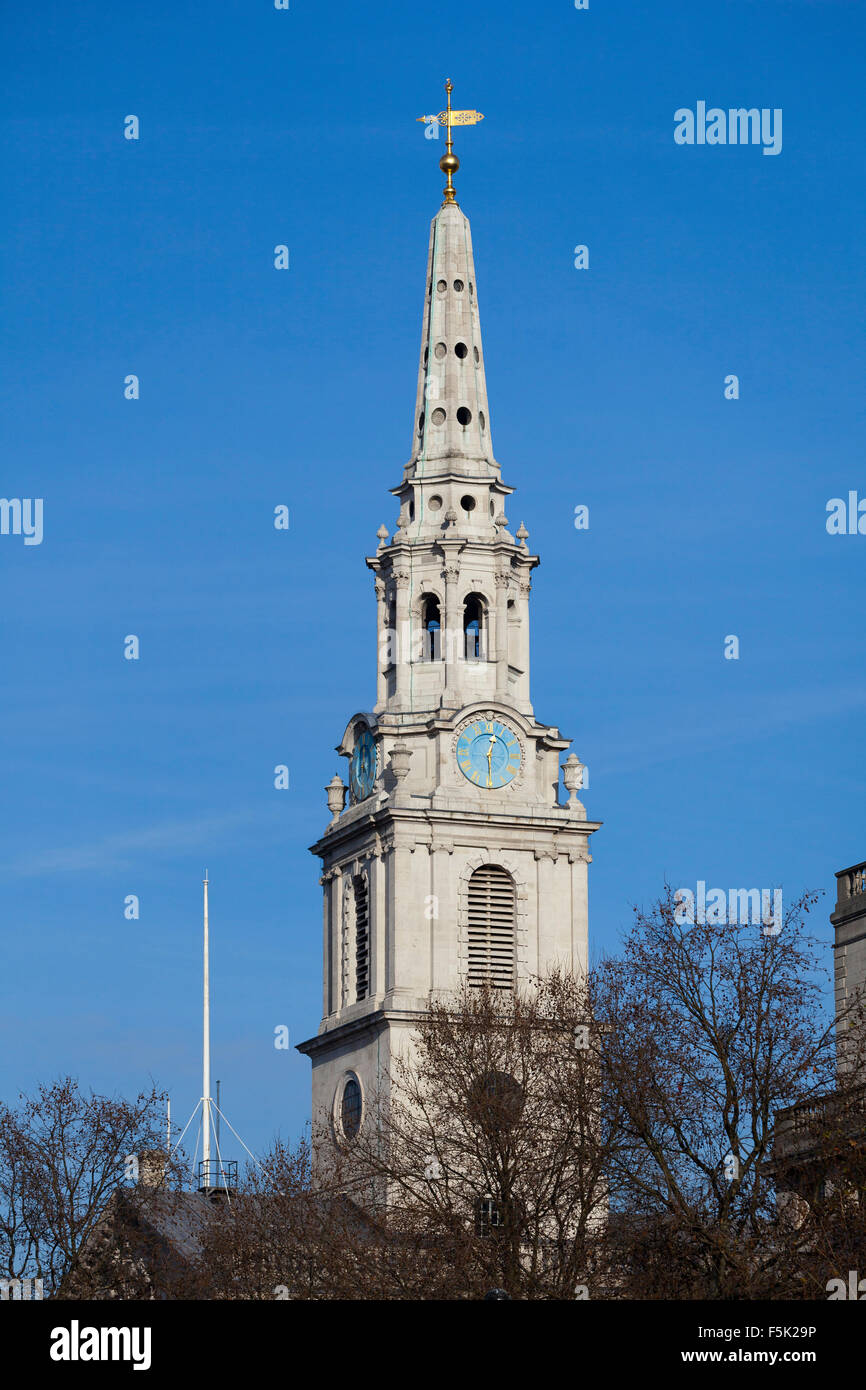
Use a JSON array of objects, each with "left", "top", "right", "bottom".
[
  {"left": 456, "top": 718, "right": 522, "bottom": 789},
  {"left": 350, "top": 728, "right": 377, "bottom": 802}
]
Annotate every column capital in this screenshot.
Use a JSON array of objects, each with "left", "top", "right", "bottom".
[{"left": 430, "top": 838, "right": 455, "bottom": 855}]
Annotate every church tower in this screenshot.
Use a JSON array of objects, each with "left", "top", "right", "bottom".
[{"left": 298, "top": 86, "right": 601, "bottom": 1148}]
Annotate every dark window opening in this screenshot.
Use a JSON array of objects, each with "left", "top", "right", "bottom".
[
  {"left": 421, "top": 594, "right": 442, "bottom": 661},
  {"left": 475, "top": 1196, "right": 504, "bottom": 1238},
  {"left": 341, "top": 1076, "right": 362, "bottom": 1141},
  {"left": 463, "top": 594, "right": 484, "bottom": 660},
  {"left": 354, "top": 876, "right": 369, "bottom": 1001}
]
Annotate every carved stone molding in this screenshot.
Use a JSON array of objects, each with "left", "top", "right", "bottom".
[{"left": 430, "top": 838, "right": 455, "bottom": 855}]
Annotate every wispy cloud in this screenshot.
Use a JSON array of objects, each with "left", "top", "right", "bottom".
[
  {"left": 597, "top": 683, "right": 866, "bottom": 777},
  {"left": 0, "top": 811, "right": 257, "bottom": 877}
]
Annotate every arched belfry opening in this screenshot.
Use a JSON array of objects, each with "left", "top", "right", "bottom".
[
  {"left": 463, "top": 593, "right": 485, "bottom": 660},
  {"left": 420, "top": 593, "right": 442, "bottom": 661}
]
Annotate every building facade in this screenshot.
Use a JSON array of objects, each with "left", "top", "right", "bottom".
[
  {"left": 832, "top": 858, "right": 866, "bottom": 1078},
  {"left": 773, "top": 858, "right": 866, "bottom": 1204},
  {"left": 297, "top": 177, "right": 599, "bottom": 1150}
]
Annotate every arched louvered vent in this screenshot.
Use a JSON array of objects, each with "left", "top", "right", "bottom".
[
  {"left": 467, "top": 865, "right": 515, "bottom": 989},
  {"left": 354, "top": 877, "right": 369, "bottom": 1001}
]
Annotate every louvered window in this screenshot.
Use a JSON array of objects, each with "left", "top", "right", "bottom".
[
  {"left": 467, "top": 865, "right": 515, "bottom": 989},
  {"left": 354, "top": 877, "right": 369, "bottom": 1001}
]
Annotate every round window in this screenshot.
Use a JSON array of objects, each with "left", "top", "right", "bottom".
[
  {"left": 453, "top": 279, "right": 464, "bottom": 292},
  {"left": 428, "top": 494, "right": 443, "bottom": 512},
  {"left": 341, "top": 1075, "right": 362, "bottom": 1141}
]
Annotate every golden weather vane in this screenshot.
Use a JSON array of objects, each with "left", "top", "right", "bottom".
[{"left": 416, "top": 79, "right": 485, "bottom": 206}]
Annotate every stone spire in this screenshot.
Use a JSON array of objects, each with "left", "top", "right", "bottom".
[
  {"left": 365, "top": 98, "right": 539, "bottom": 718},
  {"left": 408, "top": 201, "right": 497, "bottom": 480}
]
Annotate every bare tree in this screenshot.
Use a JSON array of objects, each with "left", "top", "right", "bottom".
[
  {"left": 300, "top": 972, "right": 617, "bottom": 1300},
  {"left": 0, "top": 1076, "right": 169, "bottom": 1296},
  {"left": 596, "top": 888, "right": 851, "bottom": 1298},
  {"left": 11, "top": 883, "right": 859, "bottom": 1303}
]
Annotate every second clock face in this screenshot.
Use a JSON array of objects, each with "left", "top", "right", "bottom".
[
  {"left": 350, "top": 729, "right": 377, "bottom": 802},
  {"left": 456, "top": 719, "right": 522, "bottom": 789}
]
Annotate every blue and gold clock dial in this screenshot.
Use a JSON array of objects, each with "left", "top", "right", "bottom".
[
  {"left": 350, "top": 729, "right": 377, "bottom": 802},
  {"left": 456, "top": 719, "right": 522, "bottom": 789}
]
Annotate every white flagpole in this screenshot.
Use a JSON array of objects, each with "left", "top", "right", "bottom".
[{"left": 202, "top": 873, "right": 211, "bottom": 1177}]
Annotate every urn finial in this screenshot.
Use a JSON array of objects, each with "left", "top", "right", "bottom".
[
  {"left": 562, "top": 753, "right": 586, "bottom": 816},
  {"left": 326, "top": 774, "right": 347, "bottom": 823}
]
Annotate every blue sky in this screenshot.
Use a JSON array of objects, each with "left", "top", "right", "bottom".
[{"left": 1, "top": 0, "right": 864, "bottom": 1162}]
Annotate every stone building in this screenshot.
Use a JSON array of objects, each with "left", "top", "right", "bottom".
[
  {"left": 832, "top": 859, "right": 866, "bottom": 1078},
  {"left": 297, "top": 162, "right": 599, "bottom": 1149},
  {"left": 773, "top": 859, "right": 866, "bottom": 1203}
]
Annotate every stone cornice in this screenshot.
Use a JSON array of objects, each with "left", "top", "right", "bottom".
[
  {"left": 366, "top": 539, "right": 537, "bottom": 571},
  {"left": 296, "top": 1005, "right": 434, "bottom": 1058},
  {"left": 390, "top": 476, "right": 515, "bottom": 495},
  {"left": 310, "top": 802, "right": 601, "bottom": 861}
]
